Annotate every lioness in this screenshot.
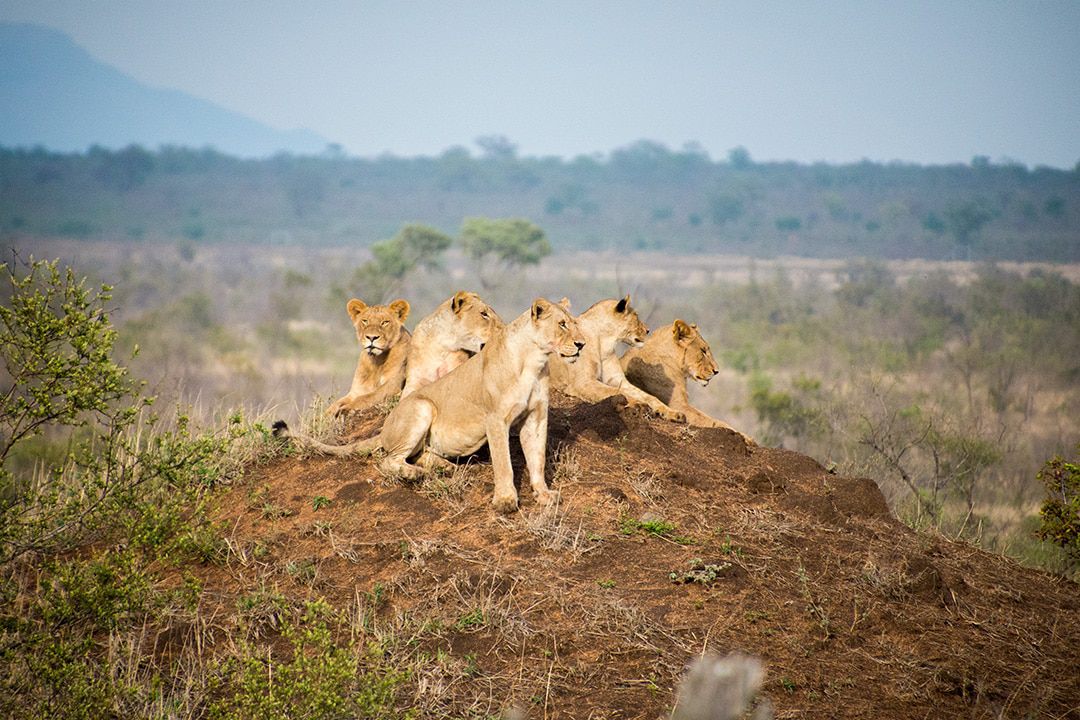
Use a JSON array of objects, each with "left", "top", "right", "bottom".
[
  {"left": 549, "top": 295, "right": 685, "bottom": 422},
  {"left": 402, "top": 290, "right": 503, "bottom": 397},
  {"left": 327, "top": 298, "right": 411, "bottom": 416},
  {"left": 289, "top": 298, "right": 585, "bottom": 513},
  {"left": 620, "top": 319, "right": 753, "bottom": 443}
]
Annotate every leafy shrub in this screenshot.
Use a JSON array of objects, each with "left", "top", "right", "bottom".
[
  {"left": 40, "top": 550, "right": 152, "bottom": 630},
  {"left": 210, "top": 601, "right": 410, "bottom": 720},
  {"left": 0, "top": 633, "right": 123, "bottom": 720},
  {"left": 1, "top": 259, "right": 146, "bottom": 561},
  {"left": 1036, "top": 447, "right": 1080, "bottom": 567},
  {"left": 748, "top": 373, "right": 824, "bottom": 446}
]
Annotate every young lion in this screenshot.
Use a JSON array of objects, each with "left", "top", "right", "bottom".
[
  {"left": 549, "top": 295, "right": 685, "bottom": 422},
  {"left": 620, "top": 319, "right": 753, "bottom": 443},
  {"left": 327, "top": 298, "right": 411, "bottom": 417},
  {"left": 288, "top": 298, "right": 585, "bottom": 513},
  {"left": 401, "top": 290, "right": 503, "bottom": 397}
]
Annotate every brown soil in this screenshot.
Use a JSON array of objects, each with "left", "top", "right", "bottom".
[{"left": 203, "top": 393, "right": 1080, "bottom": 718}]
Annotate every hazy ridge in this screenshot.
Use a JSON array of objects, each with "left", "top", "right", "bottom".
[{"left": 0, "top": 23, "right": 327, "bottom": 157}]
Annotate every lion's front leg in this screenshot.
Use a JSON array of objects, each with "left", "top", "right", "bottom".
[
  {"left": 518, "top": 403, "right": 558, "bottom": 507},
  {"left": 619, "top": 382, "right": 686, "bottom": 422},
  {"left": 486, "top": 416, "right": 518, "bottom": 513}
]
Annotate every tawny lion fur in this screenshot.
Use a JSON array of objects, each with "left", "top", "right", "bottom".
[
  {"left": 328, "top": 291, "right": 502, "bottom": 417},
  {"left": 620, "top": 319, "right": 753, "bottom": 443},
  {"left": 290, "top": 298, "right": 585, "bottom": 513},
  {"left": 327, "top": 298, "right": 411, "bottom": 416},
  {"left": 401, "top": 290, "right": 503, "bottom": 398},
  {"left": 549, "top": 295, "right": 684, "bottom": 422}
]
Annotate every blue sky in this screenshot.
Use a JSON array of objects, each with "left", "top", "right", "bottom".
[{"left": 2, "top": 0, "right": 1079, "bottom": 166}]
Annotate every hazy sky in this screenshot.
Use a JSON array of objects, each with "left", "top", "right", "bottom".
[{"left": 3, "top": 0, "right": 1079, "bottom": 167}]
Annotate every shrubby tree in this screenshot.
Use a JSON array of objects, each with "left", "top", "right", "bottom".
[
  {"left": 459, "top": 216, "right": 551, "bottom": 289},
  {"left": 92, "top": 144, "right": 154, "bottom": 191},
  {"left": 0, "top": 260, "right": 138, "bottom": 479},
  {"left": 727, "top": 146, "right": 753, "bottom": 170},
  {"left": 0, "top": 259, "right": 251, "bottom": 565},
  {"left": 944, "top": 199, "right": 994, "bottom": 254},
  {"left": 475, "top": 134, "right": 517, "bottom": 160},
  {"left": 351, "top": 223, "right": 453, "bottom": 302},
  {"left": 1036, "top": 446, "right": 1080, "bottom": 568},
  {"left": 709, "top": 193, "right": 745, "bottom": 225},
  {"left": 0, "top": 262, "right": 151, "bottom": 561}
]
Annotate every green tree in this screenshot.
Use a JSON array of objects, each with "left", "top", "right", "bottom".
[
  {"left": 709, "top": 193, "right": 744, "bottom": 225},
  {"left": 727, "top": 146, "right": 753, "bottom": 170},
  {"left": 92, "top": 144, "right": 154, "bottom": 191},
  {"left": 475, "top": 134, "right": 517, "bottom": 160},
  {"left": 0, "top": 259, "right": 145, "bottom": 560},
  {"left": 350, "top": 223, "right": 453, "bottom": 302},
  {"left": 459, "top": 217, "right": 551, "bottom": 288},
  {"left": 944, "top": 199, "right": 993, "bottom": 254}
]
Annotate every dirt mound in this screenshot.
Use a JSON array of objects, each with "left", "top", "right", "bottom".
[{"left": 205, "top": 393, "right": 1079, "bottom": 718}]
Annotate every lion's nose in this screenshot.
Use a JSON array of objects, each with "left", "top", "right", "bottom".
[
  {"left": 365, "top": 335, "right": 379, "bottom": 343},
  {"left": 574, "top": 341, "right": 585, "bottom": 351}
]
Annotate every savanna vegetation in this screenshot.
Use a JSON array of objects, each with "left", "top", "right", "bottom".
[{"left": 2, "top": 140, "right": 1078, "bottom": 716}]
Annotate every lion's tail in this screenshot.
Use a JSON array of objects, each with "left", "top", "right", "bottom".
[{"left": 271, "top": 420, "right": 379, "bottom": 456}]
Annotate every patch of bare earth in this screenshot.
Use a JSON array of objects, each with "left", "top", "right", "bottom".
[{"left": 192, "top": 393, "right": 1080, "bottom": 718}]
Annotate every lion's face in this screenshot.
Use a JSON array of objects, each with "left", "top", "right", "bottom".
[
  {"left": 347, "top": 298, "right": 409, "bottom": 357},
  {"left": 449, "top": 291, "right": 504, "bottom": 353},
  {"left": 673, "top": 319, "right": 719, "bottom": 386},
  {"left": 531, "top": 298, "right": 585, "bottom": 362},
  {"left": 613, "top": 295, "right": 649, "bottom": 348}
]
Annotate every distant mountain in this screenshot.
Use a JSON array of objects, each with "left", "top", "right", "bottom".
[{"left": 0, "top": 23, "right": 329, "bottom": 157}]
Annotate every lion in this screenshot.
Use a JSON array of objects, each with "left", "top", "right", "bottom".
[
  {"left": 281, "top": 298, "right": 585, "bottom": 513},
  {"left": 401, "top": 290, "right": 503, "bottom": 397},
  {"left": 326, "top": 298, "right": 411, "bottom": 417},
  {"left": 620, "top": 319, "right": 753, "bottom": 443},
  {"left": 549, "top": 295, "right": 685, "bottom": 422}
]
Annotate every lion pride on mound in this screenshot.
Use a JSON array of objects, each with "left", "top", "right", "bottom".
[{"left": 283, "top": 292, "right": 750, "bottom": 513}]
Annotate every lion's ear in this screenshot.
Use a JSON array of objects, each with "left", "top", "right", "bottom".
[
  {"left": 531, "top": 298, "right": 552, "bottom": 320},
  {"left": 614, "top": 295, "right": 629, "bottom": 314},
  {"left": 673, "top": 319, "right": 694, "bottom": 344},
  {"left": 451, "top": 291, "right": 470, "bottom": 314},
  {"left": 347, "top": 299, "right": 368, "bottom": 320},
  {"left": 389, "top": 299, "right": 410, "bottom": 322},
  {"left": 558, "top": 297, "right": 572, "bottom": 310}
]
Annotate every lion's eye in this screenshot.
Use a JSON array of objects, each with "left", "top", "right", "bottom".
[
  {"left": 559, "top": 321, "right": 568, "bottom": 329},
  {"left": 382, "top": 320, "right": 389, "bottom": 327},
  {"left": 480, "top": 311, "right": 489, "bottom": 319}
]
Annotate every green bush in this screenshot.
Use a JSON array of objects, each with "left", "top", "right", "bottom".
[
  {"left": 210, "top": 600, "right": 410, "bottom": 720},
  {"left": 0, "top": 633, "right": 123, "bottom": 720},
  {"left": 1036, "top": 447, "right": 1080, "bottom": 567}
]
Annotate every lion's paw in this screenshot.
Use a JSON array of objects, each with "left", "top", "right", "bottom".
[
  {"left": 327, "top": 399, "right": 353, "bottom": 418},
  {"left": 535, "top": 488, "right": 561, "bottom": 507},
  {"left": 492, "top": 493, "right": 519, "bottom": 514}
]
